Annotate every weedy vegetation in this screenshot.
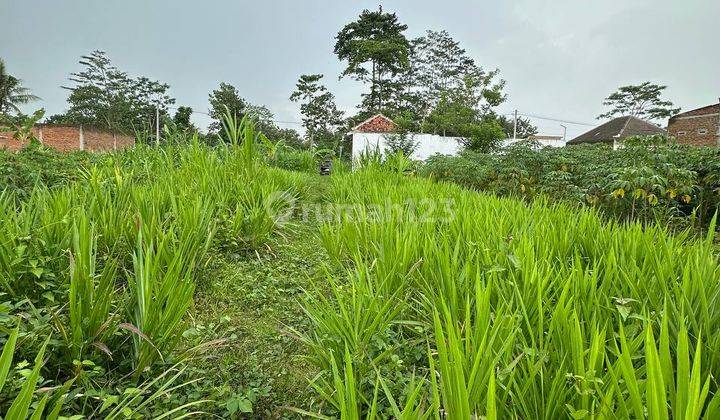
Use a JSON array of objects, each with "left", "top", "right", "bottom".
[{"left": 0, "top": 112, "right": 719, "bottom": 418}]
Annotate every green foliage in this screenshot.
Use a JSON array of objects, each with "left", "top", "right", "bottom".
[
  {"left": 422, "top": 136, "right": 720, "bottom": 228},
  {"left": 0, "top": 113, "right": 316, "bottom": 416},
  {"left": 422, "top": 96, "right": 506, "bottom": 152},
  {"left": 3, "top": 110, "right": 720, "bottom": 419},
  {"left": 382, "top": 131, "right": 418, "bottom": 156},
  {"left": 290, "top": 73, "right": 345, "bottom": 149},
  {"left": 0, "top": 108, "right": 45, "bottom": 146},
  {"left": 208, "top": 82, "right": 246, "bottom": 135},
  {"left": 460, "top": 119, "right": 506, "bottom": 152},
  {"left": 334, "top": 6, "right": 411, "bottom": 113},
  {"left": 245, "top": 103, "right": 304, "bottom": 148},
  {"left": 0, "top": 58, "right": 40, "bottom": 115},
  {"left": 208, "top": 83, "right": 303, "bottom": 147},
  {"left": 0, "top": 325, "right": 72, "bottom": 419},
  {"left": 64, "top": 215, "right": 117, "bottom": 366},
  {"left": 54, "top": 51, "right": 175, "bottom": 134},
  {"left": 599, "top": 81, "right": 680, "bottom": 121},
  {"left": 172, "top": 106, "right": 196, "bottom": 133},
  {"left": 497, "top": 113, "right": 538, "bottom": 139},
  {"left": 410, "top": 30, "right": 506, "bottom": 118},
  {"left": 301, "top": 167, "right": 720, "bottom": 418}
]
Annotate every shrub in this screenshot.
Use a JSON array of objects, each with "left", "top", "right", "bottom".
[{"left": 420, "top": 137, "right": 720, "bottom": 230}]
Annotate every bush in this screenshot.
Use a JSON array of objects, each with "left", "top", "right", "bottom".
[
  {"left": 420, "top": 136, "right": 720, "bottom": 230},
  {"left": 0, "top": 143, "right": 92, "bottom": 199}
]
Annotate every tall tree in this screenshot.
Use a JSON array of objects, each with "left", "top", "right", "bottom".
[
  {"left": 0, "top": 59, "right": 39, "bottom": 115},
  {"left": 415, "top": 31, "right": 505, "bottom": 111},
  {"left": 422, "top": 88, "right": 507, "bottom": 153},
  {"left": 172, "top": 106, "right": 195, "bottom": 132},
  {"left": 244, "top": 103, "right": 303, "bottom": 146},
  {"left": 57, "top": 51, "right": 174, "bottom": 134},
  {"left": 598, "top": 82, "right": 680, "bottom": 121},
  {"left": 497, "top": 114, "right": 538, "bottom": 139},
  {"left": 289, "top": 74, "right": 344, "bottom": 149},
  {"left": 334, "top": 7, "right": 410, "bottom": 114},
  {"left": 208, "top": 82, "right": 246, "bottom": 134}
]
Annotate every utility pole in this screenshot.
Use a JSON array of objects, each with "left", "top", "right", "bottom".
[
  {"left": 155, "top": 103, "right": 160, "bottom": 146},
  {"left": 560, "top": 124, "right": 567, "bottom": 142},
  {"left": 512, "top": 110, "right": 518, "bottom": 140}
]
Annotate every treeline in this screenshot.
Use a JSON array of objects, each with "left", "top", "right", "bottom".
[
  {"left": 2, "top": 6, "right": 540, "bottom": 154},
  {"left": 292, "top": 7, "right": 536, "bottom": 154},
  {"left": 2, "top": 6, "right": 684, "bottom": 157}
]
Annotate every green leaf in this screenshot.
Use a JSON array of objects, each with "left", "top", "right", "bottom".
[{"left": 0, "top": 323, "right": 19, "bottom": 393}]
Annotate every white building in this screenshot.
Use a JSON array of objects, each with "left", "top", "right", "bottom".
[
  {"left": 349, "top": 114, "right": 463, "bottom": 161},
  {"left": 501, "top": 135, "right": 567, "bottom": 148},
  {"left": 349, "top": 114, "right": 568, "bottom": 163}
]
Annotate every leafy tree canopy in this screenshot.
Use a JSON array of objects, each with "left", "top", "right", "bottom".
[
  {"left": 423, "top": 94, "right": 506, "bottom": 152},
  {"left": 366, "top": 29, "right": 507, "bottom": 134},
  {"left": 172, "top": 106, "right": 195, "bottom": 132},
  {"left": 208, "top": 82, "right": 246, "bottom": 134},
  {"left": 598, "top": 82, "right": 680, "bottom": 122},
  {"left": 55, "top": 51, "right": 175, "bottom": 134},
  {"left": 245, "top": 103, "right": 303, "bottom": 147},
  {"left": 497, "top": 114, "right": 538, "bottom": 139},
  {"left": 412, "top": 30, "right": 505, "bottom": 114},
  {"left": 290, "top": 74, "right": 345, "bottom": 149},
  {"left": 334, "top": 6, "right": 410, "bottom": 113},
  {"left": 0, "top": 58, "right": 40, "bottom": 115}
]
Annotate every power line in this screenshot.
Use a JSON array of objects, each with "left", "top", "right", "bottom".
[
  {"left": 166, "top": 105, "right": 303, "bottom": 126},
  {"left": 167, "top": 104, "right": 593, "bottom": 130},
  {"left": 516, "top": 113, "right": 596, "bottom": 127}
]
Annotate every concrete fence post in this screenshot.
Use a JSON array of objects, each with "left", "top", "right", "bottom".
[
  {"left": 79, "top": 125, "right": 85, "bottom": 151},
  {"left": 38, "top": 127, "right": 43, "bottom": 145}
]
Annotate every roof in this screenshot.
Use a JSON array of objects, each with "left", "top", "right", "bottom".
[
  {"left": 567, "top": 116, "right": 666, "bottom": 145},
  {"left": 351, "top": 114, "right": 397, "bottom": 133},
  {"left": 669, "top": 103, "right": 720, "bottom": 121}
]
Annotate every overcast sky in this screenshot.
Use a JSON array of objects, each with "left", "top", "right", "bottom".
[{"left": 2, "top": 0, "right": 718, "bottom": 139}]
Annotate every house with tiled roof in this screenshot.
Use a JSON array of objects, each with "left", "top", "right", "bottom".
[
  {"left": 349, "top": 113, "right": 462, "bottom": 161},
  {"left": 351, "top": 114, "right": 398, "bottom": 133},
  {"left": 567, "top": 116, "right": 666, "bottom": 148}
]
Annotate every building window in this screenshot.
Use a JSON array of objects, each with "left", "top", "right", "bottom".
[
  {"left": 677, "top": 131, "right": 687, "bottom": 136},
  {"left": 698, "top": 128, "right": 708, "bottom": 135}
]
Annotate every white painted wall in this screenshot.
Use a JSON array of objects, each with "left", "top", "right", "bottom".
[
  {"left": 501, "top": 137, "right": 567, "bottom": 148},
  {"left": 351, "top": 132, "right": 463, "bottom": 162}
]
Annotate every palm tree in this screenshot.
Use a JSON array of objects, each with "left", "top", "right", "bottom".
[{"left": 0, "top": 59, "right": 40, "bottom": 115}]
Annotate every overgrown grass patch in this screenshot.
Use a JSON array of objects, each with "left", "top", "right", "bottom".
[{"left": 182, "top": 222, "right": 334, "bottom": 417}]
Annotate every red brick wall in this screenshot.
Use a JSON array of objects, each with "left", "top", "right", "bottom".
[
  {"left": 37, "top": 125, "right": 80, "bottom": 151},
  {"left": 668, "top": 105, "right": 720, "bottom": 147},
  {"left": 0, "top": 125, "right": 134, "bottom": 152}
]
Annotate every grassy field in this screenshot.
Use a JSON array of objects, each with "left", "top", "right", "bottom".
[
  {"left": 185, "top": 222, "right": 331, "bottom": 417},
  {"left": 0, "top": 118, "right": 719, "bottom": 418}
]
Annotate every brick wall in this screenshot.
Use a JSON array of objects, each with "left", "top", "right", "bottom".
[
  {"left": 668, "top": 104, "right": 720, "bottom": 147},
  {"left": 0, "top": 124, "right": 134, "bottom": 152}
]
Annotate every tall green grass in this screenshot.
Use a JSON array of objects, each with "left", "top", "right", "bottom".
[
  {"left": 0, "top": 114, "right": 313, "bottom": 415},
  {"left": 301, "top": 165, "right": 720, "bottom": 418},
  {"left": 3, "top": 116, "right": 719, "bottom": 417}
]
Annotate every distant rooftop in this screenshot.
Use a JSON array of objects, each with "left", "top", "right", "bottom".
[{"left": 567, "top": 116, "right": 665, "bottom": 145}]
